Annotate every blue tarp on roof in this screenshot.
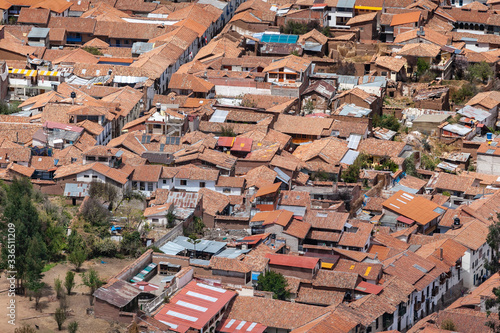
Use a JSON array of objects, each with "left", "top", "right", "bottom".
[{"left": 261, "top": 34, "right": 298, "bottom": 44}]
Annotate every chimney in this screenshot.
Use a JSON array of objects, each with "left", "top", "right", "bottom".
[
  {"left": 70, "top": 91, "right": 76, "bottom": 105},
  {"left": 439, "top": 247, "right": 443, "bottom": 261},
  {"left": 156, "top": 103, "right": 161, "bottom": 113},
  {"left": 452, "top": 216, "right": 461, "bottom": 229}
]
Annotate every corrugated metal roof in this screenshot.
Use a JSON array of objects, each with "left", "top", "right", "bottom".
[
  {"left": 64, "top": 183, "right": 90, "bottom": 197},
  {"left": 340, "top": 149, "right": 359, "bottom": 165},
  {"left": 274, "top": 167, "right": 291, "bottom": 183},
  {"left": 347, "top": 134, "right": 362, "bottom": 149},
  {"left": 28, "top": 27, "right": 50, "bottom": 39},
  {"left": 210, "top": 109, "right": 229, "bottom": 123},
  {"left": 215, "top": 248, "right": 250, "bottom": 259},
  {"left": 437, "top": 161, "right": 458, "bottom": 172},
  {"left": 337, "top": 0, "right": 356, "bottom": 8},
  {"left": 442, "top": 123, "right": 472, "bottom": 136}
]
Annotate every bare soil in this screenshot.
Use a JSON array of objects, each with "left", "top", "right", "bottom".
[{"left": 0, "top": 257, "right": 136, "bottom": 333}]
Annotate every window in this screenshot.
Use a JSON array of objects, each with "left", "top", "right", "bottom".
[
  {"left": 381, "top": 71, "right": 387, "bottom": 76},
  {"left": 92, "top": 175, "right": 98, "bottom": 179},
  {"left": 163, "top": 179, "right": 167, "bottom": 184},
  {"left": 132, "top": 181, "right": 137, "bottom": 189},
  {"left": 148, "top": 182, "right": 153, "bottom": 192},
  {"left": 140, "top": 182, "right": 145, "bottom": 191},
  {"left": 152, "top": 218, "right": 159, "bottom": 223},
  {"left": 200, "top": 182, "right": 206, "bottom": 188},
  {"left": 180, "top": 180, "right": 187, "bottom": 186},
  {"left": 84, "top": 175, "right": 90, "bottom": 178},
  {"left": 223, "top": 188, "right": 231, "bottom": 194}
]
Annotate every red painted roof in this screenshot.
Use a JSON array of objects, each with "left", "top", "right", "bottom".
[
  {"left": 265, "top": 253, "right": 320, "bottom": 270},
  {"left": 231, "top": 137, "right": 252, "bottom": 152},
  {"left": 355, "top": 281, "right": 384, "bottom": 295},
  {"left": 237, "top": 233, "right": 269, "bottom": 245},
  {"left": 154, "top": 280, "right": 236, "bottom": 332},
  {"left": 217, "top": 136, "right": 235, "bottom": 147},
  {"left": 397, "top": 215, "right": 414, "bottom": 225},
  {"left": 217, "top": 318, "right": 267, "bottom": 333},
  {"left": 44, "top": 121, "right": 84, "bottom": 133}
]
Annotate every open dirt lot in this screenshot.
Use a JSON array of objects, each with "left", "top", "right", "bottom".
[{"left": 0, "top": 257, "right": 136, "bottom": 333}]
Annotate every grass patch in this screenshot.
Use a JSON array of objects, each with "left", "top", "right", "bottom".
[{"left": 42, "top": 262, "right": 58, "bottom": 272}]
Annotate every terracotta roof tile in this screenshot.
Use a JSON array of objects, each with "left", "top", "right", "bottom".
[
  {"left": 335, "top": 259, "right": 382, "bottom": 281},
  {"left": 296, "top": 286, "right": 344, "bottom": 306},
  {"left": 18, "top": 8, "right": 50, "bottom": 25},
  {"left": 226, "top": 296, "right": 330, "bottom": 330},
  {"left": 283, "top": 219, "right": 310, "bottom": 239},
  {"left": 390, "top": 11, "right": 420, "bottom": 26},
  {"left": 210, "top": 256, "right": 250, "bottom": 273},
  {"left": 383, "top": 190, "right": 445, "bottom": 225}
]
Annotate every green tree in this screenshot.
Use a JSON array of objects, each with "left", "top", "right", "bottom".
[
  {"left": 468, "top": 61, "right": 494, "bottom": 82},
  {"left": 54, "top": 307, "right": 67, "bottom": 331},
  {"left": 25, "top": 235, "right": 47, "bottom": 283},
  {"left": 416, "top": 58, "right": 430, "bottom": 76},
  {"left": 342, "top": 154, "right": 368, "bottom": 183},
  {"left": 82, "top": 46, "right": 103, "bottom": 56},
  {"left": 26, "top": 280, "right": 44, "bottom": 311},
  {"left": 64, "top": 271, "right": 75, "bottom": 295},
  {"left": 485, "top": 218, "right": 500, "bottom": 274},
  {"left": 68, "top": 321, "right": 79, "bottom": 333},
  {"left": 257, "top": 271, "right": 290, "bottom": 300},
  {"left": 81, "top": 268, "right": 104, "bottom": 306},
  {"left": 44, "top": 222, "right": 66, "bottom": 262},
  {"left": 0, "top": 178, "right": 43, "bottom": 290},
  {"left": 441, "top": 319, "right": 457, "bottom": 331},
  {"left": 303, "top": 100, "right": 314, "bottom": 114},
  {"left": 80, "top": 197, "right": 111, "bottom": 226},
  {"left": 373, "top": 114, "right": 400, "bottom": 132},
  {"left": 451, "top": 83, "right": 477, "bottom": 104},
  {"left": 166, "top": 211, "right": 177, "bottom": 228},
  {"left": 89, "top": 181, "right": 118, "bottom": 206},
  {"left": 0, "top": 101, "right": 21, "bottom": 115},
  {"left": 68, "top": 243, "right": 86, "bottom": 272},
  {"left": 219, "top": 125, "right": 236, "bottom": 137},
  {"left": 403, "top": 155, "right": 418, "bottom": 177},
  {"left": 421, "top": 154, "right": 439, "bottom": 171},
  {"left": 54, "top": 277, "right": 63, "bottom": 299},
  {"left": 121, "top": 231, "right": 142, "bottom": 256},
  {"left": 281, "top": 21, "right": 308, "bottom": 35},
  {"left": 187, "top": 234, "right": 201, "bottom": 256}
]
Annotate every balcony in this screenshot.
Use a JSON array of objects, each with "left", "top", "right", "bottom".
[
  {"left": 415, "top": 302, "right": 421, "bottom": 311},
  {"left": 67, "top": 36, "right": 82, "bottom": 43}
]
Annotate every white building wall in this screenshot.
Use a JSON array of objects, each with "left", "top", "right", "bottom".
[
  {"left": 214, "top": 186, "right": 242, "bottom": 195},
  {"left": 77, "top": 170, "right": 105, "bottom": 182},
  {"left": 174, "top": 179, "right": 216, "bottom": 192}
]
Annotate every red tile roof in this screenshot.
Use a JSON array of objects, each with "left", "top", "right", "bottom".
[
  {"left": 266, "top": 253, "right": 319, "bottom": 270},
  {"left": 355, "top": 281, "right": 384, "bottom": 295}
]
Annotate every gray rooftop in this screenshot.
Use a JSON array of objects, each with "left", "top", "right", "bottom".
[
  {"left": 64, "top": 183, "right": 90, "bottom": 197},
  {"left": 338, "top": 103, "right": 372, "bottom": 117},
  {"left": 442, "top": 123, "right": 472, "bottom": 136},
  {"left": 28, "top": 27, "right": 50, "bottom": 39}
]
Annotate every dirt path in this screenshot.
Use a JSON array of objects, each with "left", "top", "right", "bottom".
[{"left": 0, "top": 257, "right": 136, "bottom": 332}]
